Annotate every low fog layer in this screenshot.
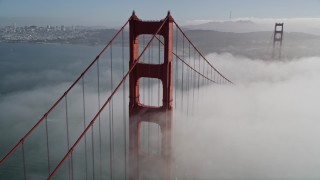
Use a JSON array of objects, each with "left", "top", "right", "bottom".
[
  {"left": 174, "top": 53, "right": 320, "bottom": 179},
  {"left": 1, "top": 42, "right": 320, "bottom": 178}
]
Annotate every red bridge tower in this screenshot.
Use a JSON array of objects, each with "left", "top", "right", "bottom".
[
  {"left": 129, "top": 11, "right": 174, "bottom": 179},
  {"left": 272, "top": 23, "right": 284, "bottom": 59}
]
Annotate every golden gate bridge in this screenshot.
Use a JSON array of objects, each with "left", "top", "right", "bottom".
[{"left": 0, "top": 11, "right": 233, "bottom": 179}]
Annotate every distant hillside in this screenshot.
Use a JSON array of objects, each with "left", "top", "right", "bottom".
[
  {"left": 95, "top": 28, "right": 320, "bottom": 60},
  {"left": 184, "top": 29, "right": 320, "bottom": 60},
  {"left": 3, "top": 25, "right": 320, "bottom": 60},
  {"left": 185, "top": 20, "right": 269, "bottom": 33}
]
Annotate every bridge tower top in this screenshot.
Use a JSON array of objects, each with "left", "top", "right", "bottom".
[
  {"left": 129, "top": 11, "right": 174, "bottom": 109},
  {"left": 272, "top": 22, "right": 284, "bottom": 60}
]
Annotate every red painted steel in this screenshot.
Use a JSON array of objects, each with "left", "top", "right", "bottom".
[
  {"left": 155, "top": 36, "right": 217, "bottom": 83},
  {"left": 1, "top": 11, "right": 235, "bottom": 179},
  {"left": 0, "top": 19, "right": 131, "bottom": 166},
  {"left": 47, "top": 13, "right": 169, "bottom": 179},
  {"left": 129, "top": 11, "right": 174, "bottom": 180}
]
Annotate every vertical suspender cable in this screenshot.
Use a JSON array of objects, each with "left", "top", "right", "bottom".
[
  {"left": 109, "top": 44, "right": 113, "bottom": 180},
  {"left": 70, "top": 152, "right": 74, "bottom": 180},
  {"left": 204, "top": 64, "right": 209, "bottom": 85},
  {"left": 181, "top": 36, "right": 184, "bottom": 111},
  {"left": 175, "top": 28, "right": 178, "bottom": 109},
  {"left": 205, "top": 63, "right": 208, "bottom": 85},
  {"left": 147, "top": 40, "right": 151, "bottom": 153},
  {"left": 217, "top": 74, "right": 220, "bottom": 84},
  {"left": 111, "top": 44, "right": 114, "bottom": 165},
  {"left": 96, "top": 58, "right": 102, "bottom": 179},
  {"left": 158, "top": 35, "right": 161, "bottom": 152},
  {"left": 210, "top": 66, "right": 212, "bottom": 84},
  {"left": 202, "top": 56, "right": 205, "bottom": 86},
  {"left": 158, "top": 35, "right": 161, "bottom": 106},
  {"left": 214, "top": 68, "right": 216, "bottom": 83},
  {"left": 200, "top": 58, "right": 203, "bottom": 86},
  {"left": 151, "top": 39, "right": 154, "bottom": 149},
  {"left": 90, "top": 64, "right": 98, "bottom": 180},
  {"left": 142, "top": 35, "right": 146, "bottom": 103},
  {"left": 22, "top": 143, "right": 27, "bottom": 180},
  {"left": 142, "top": 35, "right": 146, "bottom": 150},
  {"left": 82, "top": 77, "right": 88, "bottom": 180},
  {"left": 110, "top": 44, "right": 114, "bottom": 162},
  {"left": 151, "top": 39, "right": 154, "bottom": 106},
  {"left": 204, "top": 63, "right": 207, "bottom": 85},
  {"left": 122, "top": 29, "right": 127, "bottom": 180},
  {"left": 71, "top": 152, "right": 74, "bottom": 180},
  {"left": 66, "top": 114, "right": 75, "bottom": 180},
  {"left": 108, "top": 103, "right": 112, "bottom": 180},
  {"left": 91, "top": 123, "right": 95, "bottom": 180},
  {"left": 207, "top": 63, "right": 209, "bottom": 85},
  {"left": 197, "top": 54, "right": 200, "bottom": 97},
  {"left": 186, "top": 42, "right": 190, "bottom": 116},
  {"left": 65, "top": 96, "right": 71, "bottom": 180},
  {"left": 151, "top": 38, "right": 154, "bottom": 150},
  {"left": 192, "top": 47, "right": 196, "bottom": 114},
  {"left": 45, "top": 116, "right": 51, "bottom": 175}
]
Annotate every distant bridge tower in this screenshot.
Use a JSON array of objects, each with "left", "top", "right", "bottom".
[
  {"left": 272, "top": 23, "right": 284, "bottom": 59},
  {"left": 129, "top": 11, "right": 173, "bottom": 179}
]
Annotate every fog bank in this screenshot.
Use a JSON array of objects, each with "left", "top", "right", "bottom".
[{"left": 174, "top": 53, "right": 320, "bottom": 179}]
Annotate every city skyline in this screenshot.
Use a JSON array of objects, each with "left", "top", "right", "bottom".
[{"left": 1, "top": 0, "right": 320, "bottom": 27}]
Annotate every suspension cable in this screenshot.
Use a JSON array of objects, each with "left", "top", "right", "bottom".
[
  {"left": 154, "top": 36, "right": 217, "bottom": 83},
  {"left": 0, "top": 18, "right": 131, "bottom": 166},
  {"left": 174, "top": 21, "right": 233, "bottom": 84},
  {"left": 48, "top": 16, "right": 169, "bottom": 179}
]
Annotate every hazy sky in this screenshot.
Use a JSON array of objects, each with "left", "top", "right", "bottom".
[{"left": 1, "top": 0, "right": 320, "bottom": 26}]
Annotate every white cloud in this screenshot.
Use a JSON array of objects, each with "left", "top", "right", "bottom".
[
  {"left": 174, "top": 53, "right": 320, "bottom": 179},
  {"left": 2, "top": 49, "right": 320, "bottom": 178}
]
